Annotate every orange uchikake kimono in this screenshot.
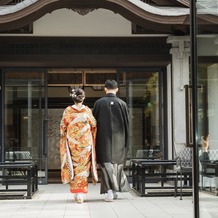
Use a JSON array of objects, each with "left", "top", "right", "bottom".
[{"left": 59, "top": 105, "right": 98, "bottom": 193}]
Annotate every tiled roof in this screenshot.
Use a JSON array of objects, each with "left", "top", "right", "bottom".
[
  {"left": 0, "top": 0, "right": 37, "bottom": 15},
  {"left": 0, "top": 0, "right": 217, "bottom": 16},
  {"left": 0, "top": 0, "right": 190, "bottom": 16},
  {"left": 197, "top": 0, "right": 218, "bottom": 15},
  {"left": 0, "top": 0, "right": 216, "bottom": 33},
  {"left": 127, "top": 0, "right": 189, "bottom": 16}
]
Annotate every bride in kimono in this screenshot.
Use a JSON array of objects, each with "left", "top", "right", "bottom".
[{"left": 59, "top": 88, "right": 98, "bottom": 203}]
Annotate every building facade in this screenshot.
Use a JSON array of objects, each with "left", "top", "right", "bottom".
[{"left": 0, "top": 1, "right": 217, "bottom": 217}]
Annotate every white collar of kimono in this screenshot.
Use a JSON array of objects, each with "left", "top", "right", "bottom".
[{"left": 72, "top": 104, "right": 85, "bottom": 110}]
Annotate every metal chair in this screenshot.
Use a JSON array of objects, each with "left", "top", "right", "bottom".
[
  {"left": 199, "top": 149, "right": 218, "bottom": 193},
  {"left": 174, "top": 142, "right": 193, "bottom": 200}
]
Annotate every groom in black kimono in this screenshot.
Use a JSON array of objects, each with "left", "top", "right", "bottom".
[{"left": 93, "top": 79, "right": 130, "bottom": 202}]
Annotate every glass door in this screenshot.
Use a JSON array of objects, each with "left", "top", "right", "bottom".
[
  {"left": 118, "top": 70, "right": 164, "bottom": 160},
  {"left": 4, "top": 69, "right": 48, "bottom": 184}
]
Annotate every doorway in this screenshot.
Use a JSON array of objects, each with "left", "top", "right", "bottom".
[
  {"left": 47, "top": 68, "right": 166, "bottom": 182},
  {"left": 1, "top": 68, "right": 166, "bottom": 183}
]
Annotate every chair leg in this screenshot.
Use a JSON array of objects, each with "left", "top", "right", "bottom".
[
  {"left": 201, "top": 175, "right": 204, "bottom": 190},
  {"left": 180, "top": 170, "right": 183, "bottom": 200},
  {"left": 175, "top": 174, "right": 178, "bottom": 197}
]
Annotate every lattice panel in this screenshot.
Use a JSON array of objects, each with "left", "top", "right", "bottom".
[
  {"left": 48, "top": 69, "right": 83, "bottom": 86},
  {"left": 85, "top": 70, "right": 117, "bottom": 85}
]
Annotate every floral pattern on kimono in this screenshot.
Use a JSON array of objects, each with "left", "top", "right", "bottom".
[{"left": 59, "top": 105, "right": 98, "bottom": 193}]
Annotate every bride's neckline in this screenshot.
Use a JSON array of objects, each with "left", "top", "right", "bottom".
[{"left": 72, "top": 104, "right": 85, "bottom": 110}]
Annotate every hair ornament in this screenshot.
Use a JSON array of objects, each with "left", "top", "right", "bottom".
[{"left": 69, "top": 89, "right": 77, "bottom": 98}]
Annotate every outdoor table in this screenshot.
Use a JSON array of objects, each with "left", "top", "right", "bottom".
[
  {"left": 0, "top": 161, "right": 38, "bottom": 199},
  {"left": 132, "top": 159, "right": 179, "bottom": 197}
]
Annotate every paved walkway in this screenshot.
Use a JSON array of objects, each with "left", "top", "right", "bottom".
[{"left": 0, "top": 183, "right": 217, "bottom": 218}]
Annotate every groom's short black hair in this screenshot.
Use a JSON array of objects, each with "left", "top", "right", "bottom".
[{"left": 104, "top": 80, "right": 118, "bottom": 89}]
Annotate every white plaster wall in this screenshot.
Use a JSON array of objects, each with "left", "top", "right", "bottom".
[
  {"left": 33, "top": 8, "right": 132, "bottom": 36},
  {"left": 167, "top": 63, "right": 173, "bottom": 158},
  {"left": 167, "top": 36, "right": 190, "bottom": 144},
  {"left": 172, "top": 55, "right": 189, "bottom": 143}
]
